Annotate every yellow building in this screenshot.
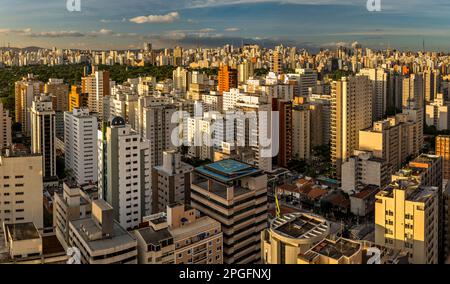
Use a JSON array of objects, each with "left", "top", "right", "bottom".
[
  {"left": 69, "top": 86, "right": 88, "bottom": 112},
  {"left": 375, "top": 178, "right": 439, "bottom": 264},
  {"left": 261, "top": 213, "right": 330, "bottom": 264}
]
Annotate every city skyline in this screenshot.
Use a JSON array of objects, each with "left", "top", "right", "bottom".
[{"left": 2, "top": 0, "right": 450, "bottom": 51}]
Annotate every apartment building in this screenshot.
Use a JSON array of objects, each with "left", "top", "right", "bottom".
[
  {"left": 331, "top": 76, "right": 373, "bottom": 177},
  {"left": 151, "top": 151, "right": 193, "bottom": 214},
  {"left": 134, "top": 203, "right": 223, "bottom": 264},
  {"left": 15, "top": 74, "right": 44, "bottom": 136},
  {"left": 30, "top": 95, "right": 57, "bottom": 180},
  {"left": 0, "top": 102, "right": 12, "bottom": 150},
  {"left": 98, "top": 117, "right": 151, "bottom": 229},
  {"left": 64, "top": 108, "right": 98, "bottom": 186},
  {"left": 0, "top": 146, "right": 43, "bottom": 231},
  {"left": 375, "top": 178, "right": 439, "bottom": 264},
  {"left": 190, "top": 159, "right": 268, "bottom": 264},
  {"left": 68, "top": 199, "right": 138, "bottom": 264}
]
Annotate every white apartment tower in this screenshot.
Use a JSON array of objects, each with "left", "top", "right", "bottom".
[
  {"left": 98, "top": 117, "right": 151, "bottom": 230},
  {"left": 64, "top": 108, "right": 98, "bottom": 185}
]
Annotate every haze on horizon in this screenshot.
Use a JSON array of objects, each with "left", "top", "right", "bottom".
[{"left": 1, "top": 0, "right": 450, "bottom": 51}]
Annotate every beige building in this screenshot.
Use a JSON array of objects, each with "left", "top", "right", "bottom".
[
  {"left": 68, "top": 199, "right": 138, "bottom": 264},
  {"left": 359, "top": 68, "right": 388, "bottom": 121},
  {"left": 45, "top": 78, "right": 69, "bottom": 112},
  {"left": 1, "top": 223, "right": 67, "bottom": 264},
  {"left": 261, "top": 213, "right": 330, "bottom": 264},
  {"left": 331, "top": 76, "right": 373, "bottom": 177},
  {"left": 191, "top": 159, "right": 268, "bottom": 264},
  {"left": 426, "top": 93, "right": 450, "bottom": 131},
  {"left": 14, "top": 74, "right": 44, "bottom": 136},
  {"left": 53, "top": 182, "right": 98, "bottom": 249},
  {"left": 0, "top": 102, "right": 12, "bottom": 150},
  {"left": 134, "top": 203, "right": 223, "bottom": 264},
  {"left": 0, "top": 147, "right": 44, "bottom": 231},
  {"left": 292, "top": 105, "right": 310, "bottom": 160},
  {"left": 403, "top": 74, "right": 424, "bottom": 109},
  {"left": 341, "top": 150, "right": 388, "bottom": 194},
  {"left": 151, "top": 151, "right": 193, "bottom": 214},
  {"left": 375, "top": 178, "right": 439, "bottom": 264}
]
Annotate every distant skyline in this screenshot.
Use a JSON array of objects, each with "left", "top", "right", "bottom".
[{"left": 2, "top": 0, "right": 450, "bottom": 51}]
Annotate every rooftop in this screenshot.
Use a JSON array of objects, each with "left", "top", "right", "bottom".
[
  {"left": 70, "top": 218, "right": 136, "bottom": 251},
  {"left": 271, "top": 213, "right": 329, "bottom": 240},
  {"left": 135, "top": 226, "right": 172, "bottom": 246},
  {"left": 302, "top": 238, "right": 361, "bottom": 261},
  {"left": 5, "top": 223, "right": 40, "bottom": 241},
  {"left": 195, "top": 159, "right": 261, "bottom": 184}
]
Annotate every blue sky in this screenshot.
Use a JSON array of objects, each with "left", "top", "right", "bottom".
[{"left": 1, "top": 0, "right": 450, "bottom": 51}]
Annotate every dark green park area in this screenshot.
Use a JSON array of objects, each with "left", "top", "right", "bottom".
[{"left": 0, "top": 64, "right": 178, "bottom": 119}]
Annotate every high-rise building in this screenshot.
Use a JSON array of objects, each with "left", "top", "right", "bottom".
[
  {"left": 375, "top": 178, "right": 438, "bottom": 264},
  {"left": 391, "top": 154, "right": 444, "bottom": 263},
  {"left": 238, "top": 60, "right": 254, "bottom": 83},
  {"left": 15, "top": 74, "right": 44, "bottom": 136},
  {"left": 151, "top": 151, "right": 193, "bottom": 214},
  {"left": 235, "top": 95, "right": 274, "bottom": 172},
  {"left": 82, "top": 67, "right": 111, "bottom": 121},
  {"left": 424, "top": 68, "right": 440, "bottom": 103},
  {"left": 173, "top": 46, "right": 183, "bottom": 66},
  {"left": 292, "top": 104, "right": 310, "bottom": 161},
  {"left": 142, "top": 103, "right": 178, "bottom": 168},
  {"left": 402, "top": 74, "right": 424, "bottom": 109},
  {"left": 68, "top": 199, "right": 138, "bottom": 264},
  {"left": 358, "top": 115, "right": 416, "bottom": 175},
  {"left": 261, "top": 213, "right": 330, "bottom": 264},
  {"left": 425, "top": 93, "right": 450, "bottom": 131},
  {"left": 98, "top": 117, "right": 151, "bottom": 229},
  {"left": 271, "top": 51, "right": 282, "bottom": 73},
  {"left": 64, "top": 108, "right": 98, "bottom": 186},
  {"left": 0, "top": 146, "right": 44, "bottom": 231},
  {"left": 436, "top": 135, "right": 450, "bottom": 180},
  {"left": 30, "top": 95, "right": 57, "bottom": 180},
  {"left": 273, "top": 99, "right": 292, "bottom": 167},
  {"left": 45, "top": 78, "right": 69, "bottom": 112},
  {"left": 190, "top": 159, "right": 268, "bottom": 264},
  {"left": 68, "top": 85, "right": 88, "bottom": 112},
  {"left": 134, "top": 203, "right": 223, "bottom": 264},
  {"left": 296, "top": 68, "right": 318, "bottom": 97},
  {"left": 173, "top": 67, "right": 191, "bottom": 93},
  {"left": 331, "top": 76, "right": 373, "bottom": 177},
  {"left": 218, "top": 65, "right": 238, "bottom": 94},
  {"left": 359, "top": 68, "right": 388, "bottom": 120},
  {"left": 0, "top": 102, "right": 12, "bottom": 150}
]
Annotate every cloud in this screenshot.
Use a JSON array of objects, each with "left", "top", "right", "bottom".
[
  {"left": 129, "top": 12, "right": 180, "bottom": 24},
  {"left": 225, "top": 28, "right": 240, "bottom": 32},
  {"left": 28, "top": 31, "right": 86, "bottom": 38}
]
